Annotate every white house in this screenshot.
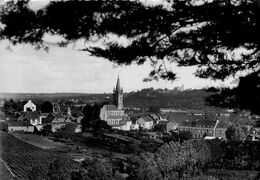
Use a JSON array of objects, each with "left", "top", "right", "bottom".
[
  {"left": 112, "top": 120, "right": 132, "bottom": 131},
  {"left": 23, "top": 100, "right": 36, "bottom": 112},
  {"left": 136, "top": 116, "right": 154, "bottom": 130},
  {"left": 130, "top": 122, "right": 139, "bottom": 130},
  {"left": 8, "top": 121, "right": 34, "bottom": 133}
]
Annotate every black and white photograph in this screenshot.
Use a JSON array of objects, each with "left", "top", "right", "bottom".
[{"left": 0, "top": 0, "right": 260, "bottom": 179}]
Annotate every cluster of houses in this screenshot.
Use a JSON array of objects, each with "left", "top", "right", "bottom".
[
  {"left": 98, "top": 77, "right": 231, "bottom": 140},
  {"left": 6, "top": 100, "right": 82, "bottom": 133},
  {"left": 2, "top": 77, "right": 260, "bottom": 141}
]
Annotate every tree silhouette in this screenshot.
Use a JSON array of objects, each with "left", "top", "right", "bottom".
[
  {"left": 1, "top": 0, "right": 260, "bottom": 113},
  {"left": 41, "top": 101, "right": 53, "bottom": 113}
]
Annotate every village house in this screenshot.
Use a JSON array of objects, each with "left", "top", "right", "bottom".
[
  {"left": 153, "top": 121, "right": 178, "bottom": 132},
  {"left": 17, "top": 111, "right": 42, "bottom": 126},
  {"left": 112, "top": 120, "right": 132, "bottom": 131},
  {"left": 136, "top": 115, "right": 154, "bottom": 130},
  {"left": 7, "top": 121, "right": 34, "bottom": 133},
  {"left": 166, "top": 121, "right": 179, "bottom": 132},
  {"left": 23, "top": 100, "right": 36, "bottom": 112},
  {"left": 130, "top": 121, "right": 139, "bottom": 130},
  {"left": 150, "top": 113, "right": 168, "bottom": 124}
]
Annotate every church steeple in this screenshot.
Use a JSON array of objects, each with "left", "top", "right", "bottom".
[
  {"left": 113, "top": 75, "right": 123, "bottom": 109},
  {"left": 116, "top": 75, "right": 120, "bottom": 91}
]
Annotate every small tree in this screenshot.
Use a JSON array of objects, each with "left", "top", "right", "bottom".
[
  {"left": 41, "top": 124, "right": 52, "bottom": 136},
  {"left": 226, "top": 125, "right": 246, "bottom": 141},
  {"left": 41, "top": 101, "right": 53, "bottom": 113},
  {"left": 178, "top": 131, "right": 193, "bottom": 143},
  {"left": 93, "top": 120, "right": 111, "bottom": 137}
]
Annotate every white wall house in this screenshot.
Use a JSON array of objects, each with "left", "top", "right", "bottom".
[
  {"left": 23, "top": 100, "right": 36, "bottom": 112},
  {"left": 130, "top": 122, "right": 139, "bottom": 130},
  {"left": 112, "top": 120, "right": 132, "bottom": 131},
  {"left": 136, "top": 116, "right": 154, "bottom": 130},
  {"left": 30, "top": 117, "right": 42, "bottom": 126}
]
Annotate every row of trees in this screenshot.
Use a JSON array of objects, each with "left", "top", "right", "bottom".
[
  {"left": 3, "top": 99, "right": 53, "bottom": 114},
  {"left": 57, "top": 139, "right": 260, "bottom": 180}
]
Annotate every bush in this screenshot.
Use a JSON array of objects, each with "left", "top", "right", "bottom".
[{"left": 81, "top": 156, "right": 114, "bottom": 180}]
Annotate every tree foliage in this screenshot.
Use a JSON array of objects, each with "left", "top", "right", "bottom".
[
  {"left": 41, "top": 101, "right": 53, "bottom": 113},
  {"left": 226, "top": 125, "right": 246, "bottom": 141},
  {"left": 1, "top": 0, "right": 260, "bottom": 113},
  {"left": 81, "top": 104, "right": 102, "bottom": 131},
  {"left": 1, "top": 0, "right": 259, "bottom": 80}
]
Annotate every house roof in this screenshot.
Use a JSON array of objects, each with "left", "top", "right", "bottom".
[
  {"left": 179, "top": 119, "right": 228, "bottom": 129},
  {"left": 166, "top": 113, "right": 191, "bottom": 123},
  {"left": 42, "top": 114, "right": 55, "bottom": 124},
  {"left": 150, "top": 114, "right": 160, "bottom": 121},
  {"left": 216, "top": 121, "right": 229, "bottom": 129},
  {"left": 194, "top": 119, "right": 216, "bottom": 128},
  {"left": 24, "top": 100, "right": 36, "bottom": 107},
  {"left": 8, "top": 121, "right": 32, "bottom": 127},
  {"left": 18, "top": 111, "right": 41, "bottom": 121},
  {"left": 179, "top": 119, "right": 216, "bottom": 128},
  {"left": 138, "top": 115, "right": 153, "bottom": 122},
  {"left": 119, "top": 120, "right": 132, "bottom": 125}
]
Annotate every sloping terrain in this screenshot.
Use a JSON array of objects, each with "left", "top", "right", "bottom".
[{"left": 0, "top": 131, "right": 79, "bottom": 179}]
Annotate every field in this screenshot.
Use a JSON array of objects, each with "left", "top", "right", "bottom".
[
  {"left": 0, "top": 158, "right": 15, "bottom": 180},
  {"left": 12, "top": 133, "right": 69, "bottom": 150},
  {"left": 0, "top": 131, "right": 79, "bottom": 179}
]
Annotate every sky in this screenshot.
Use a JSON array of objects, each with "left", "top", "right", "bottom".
[{"left": 0, "top": 0, "right": 234, "bottom": 93}]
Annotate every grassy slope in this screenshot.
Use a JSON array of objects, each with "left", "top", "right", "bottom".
[
  {"left": 0, "top": 131, "right": 79, "bottom": 179},
  {"left": 12, "top": 133, "right": 69, "bottom": 150}
]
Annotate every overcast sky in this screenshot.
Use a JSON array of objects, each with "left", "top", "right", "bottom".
[{"left": 0, "top": 0, "right": 234, "bottom": 93}]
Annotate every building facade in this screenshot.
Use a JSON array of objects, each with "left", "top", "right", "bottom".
[
  {"left": 178, "top": 119, "right": 228, "bottom": 139},
  {"left": 23, "top": 100, "right": 36, "bottom": 112},
  {"left": 100, "top": 76, "right": 125, "bottom": 126},
  {"left": 136, "top": 115, "right": 154, "bottom": 130}
]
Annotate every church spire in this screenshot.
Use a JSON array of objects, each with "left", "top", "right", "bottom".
[
  {"left": 116, "top": 75, "right": 120, "bottom": 91},
  {"left": 113, "top": 75, "right": 123, "bottom": 109}
]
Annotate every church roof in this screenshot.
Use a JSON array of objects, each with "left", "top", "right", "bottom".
[
  {"left": 108, "top": 115, "right": 124, "bottom": 119},
  {"left": 103, "top": 105, "right": 118, "bottom": 111}
]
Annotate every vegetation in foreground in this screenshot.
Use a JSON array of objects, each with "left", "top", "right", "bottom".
[
  {"left": 0, "top": 131, "right": 79, "bottom": 179},
  {"left": 2, "top": 129, "right": 260, "bottom": 180}
]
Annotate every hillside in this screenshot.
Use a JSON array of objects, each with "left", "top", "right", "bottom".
[
  {"left": 124, "top": 88, "right": 222, "bottom": 111},
  {"left": 0, "top": 88, "right": 223, "bottom": 111}
]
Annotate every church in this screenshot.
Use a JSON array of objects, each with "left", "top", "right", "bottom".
[{"left": 99, "top": 76, "right": 125, "bottom": 126}]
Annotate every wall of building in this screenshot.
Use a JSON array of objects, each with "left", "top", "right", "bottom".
[{"left": 8, "top": 126, "right": 34, "bottom": 133}]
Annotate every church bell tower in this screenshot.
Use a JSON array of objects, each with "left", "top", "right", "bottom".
[{"left": 113, "top": 76, "right": 123, "bottom": 109}]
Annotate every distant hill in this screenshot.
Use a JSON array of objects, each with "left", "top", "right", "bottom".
[
  {"left": 0, "top": 88, "right": 223, "bottom": 111},
  {"left": 123, "top": 88, "right": 223, "bottom": 112}
]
